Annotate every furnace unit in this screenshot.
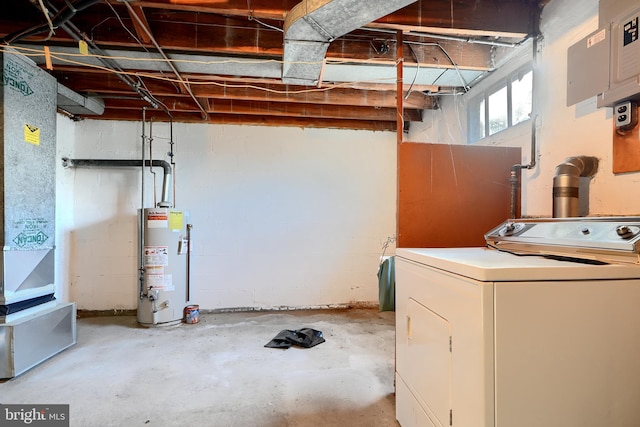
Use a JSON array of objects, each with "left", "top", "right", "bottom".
[{"left": 0, "top": 50, "right": 76, "bottom": 378}]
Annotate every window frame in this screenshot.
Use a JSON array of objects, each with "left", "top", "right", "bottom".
[{"left": 467, "top": 64, "right": 533, "bottom": 143}]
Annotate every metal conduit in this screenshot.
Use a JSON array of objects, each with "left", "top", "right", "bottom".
[
  {"left": 122, "top": 1, "right": 209, "bottom": 120},
  {"left": 61, "top": 158, "right": 173, "bottom": 208},
  {"left": 509, "top": 36, "right": 541, "bottom": 219}
]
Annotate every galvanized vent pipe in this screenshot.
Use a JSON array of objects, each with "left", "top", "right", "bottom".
[
  {"left": 552, "top": 156, "right": 598, "bottom": 218},
  {"left": 61, "top": 158, "right": 173, "bottom": 208}
]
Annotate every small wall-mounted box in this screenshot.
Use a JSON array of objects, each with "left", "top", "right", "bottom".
[{"left": 614, "top": 100, "right": 638, "bottom": 130}]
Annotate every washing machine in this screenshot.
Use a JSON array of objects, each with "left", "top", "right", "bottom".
[{"left": 395, "top": 217, "right": 640, "bottom": 427}]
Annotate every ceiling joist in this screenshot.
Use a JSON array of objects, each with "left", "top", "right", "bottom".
[{"left": 0, "top": 0, "right": 543, "bottom": 130}]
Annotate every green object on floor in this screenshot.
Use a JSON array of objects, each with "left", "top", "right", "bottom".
[{"left": 377, "top": 256, "right": 395, "bottom": 312}]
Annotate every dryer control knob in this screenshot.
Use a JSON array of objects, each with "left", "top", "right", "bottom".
[
  {"left": 503, "top": 222, "right": 516, "bottom": 236},
  {"left": 616, "top": 225, "right": 632, "bottom": 238}
]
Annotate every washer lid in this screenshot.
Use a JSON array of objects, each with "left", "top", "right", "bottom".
[{"left": 396, "top": 247, "right": 640, "bottom": 282}]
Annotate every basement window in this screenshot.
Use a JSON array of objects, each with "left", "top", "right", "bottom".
[{"left": 468, "top": 66, "right": 532, "bottom": 143}]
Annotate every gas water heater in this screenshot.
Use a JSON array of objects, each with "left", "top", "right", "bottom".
[{"left": 138, "top": 208, "right": 191, "bottom": 326}]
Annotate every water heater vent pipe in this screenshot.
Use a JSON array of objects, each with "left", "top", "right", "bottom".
[
  {"left": 61, "top": 158, "right": 173, "bottom": 208},
  {"left": 552, "top": 156, "right": 598, "bottom": 218}
]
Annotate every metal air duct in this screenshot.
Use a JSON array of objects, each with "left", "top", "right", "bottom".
[
  {"left": 552, "top": 156, "right": 599, "bottom": 218},
  {"left": 282, "top": 0, "right": 417, "bottom": 85},
  {"left": 57, "top": 84, "right": 105, "bottom": 116}
]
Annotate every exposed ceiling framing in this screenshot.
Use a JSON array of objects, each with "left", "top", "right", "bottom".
[{"left": 0, "top": 0, "right": 544, "bottom": 131}]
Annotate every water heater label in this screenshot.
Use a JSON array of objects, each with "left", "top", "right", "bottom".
[
  {"left": 164, "top": 274, "right": 174, "bottom": 291},
  {"left": 169, "top": 211, "right": 183, "bottom": 231},
  {"left": 145, "top": 272, "right": 164, "bottom": 289},
  {"left": 147, "top": 209, "right": 168, "bottom": 228},
  {"left": 145, "top": 272, "right": 174, "bottom": 291},
  {"left": 144, "top": 246, "right": 169, "bottom": 266}
]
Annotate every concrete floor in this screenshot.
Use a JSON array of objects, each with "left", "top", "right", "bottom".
[{"left": 3, "top": 308, "right": 398, "bottom": 427}]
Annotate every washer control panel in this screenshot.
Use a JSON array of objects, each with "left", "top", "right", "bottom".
[{"left": 485, "top": 217, "right": 640, "bottom": 260}]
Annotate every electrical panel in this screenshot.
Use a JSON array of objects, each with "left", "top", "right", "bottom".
[
  {"left": 600, "top": 6, "right": 640, "bottom": 108},
  {"left": 612, "top": 12, "right": 639, "bottom": 84},
  {"left": 567, "top": 0, "right": 640, "bottom": 108}
]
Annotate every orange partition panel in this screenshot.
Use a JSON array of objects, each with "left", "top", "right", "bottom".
[
  {"left": 613, "top": 119, "right": 640, "bottom": 174},
  {"left": 398, "top": 142, "right": 521, "bottom": 248}
]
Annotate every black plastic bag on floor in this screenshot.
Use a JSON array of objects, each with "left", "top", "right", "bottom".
[{"left": 264, "top": 328, "right": 325, "bottom": 349}]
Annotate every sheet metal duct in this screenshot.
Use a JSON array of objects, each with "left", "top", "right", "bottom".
[
  {"left": 57, "top": 84, "right": 105, "bottom": 116},
  {"left": 282, "top": 0, "right": 418, "bottom": 85},
  {"left": 22, "top": 45, "right": 484, "bottom": 89}
]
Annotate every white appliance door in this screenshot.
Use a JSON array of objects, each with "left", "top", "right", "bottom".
[{"left": 404, "top": 298, "right": 451, "bottom": 427}]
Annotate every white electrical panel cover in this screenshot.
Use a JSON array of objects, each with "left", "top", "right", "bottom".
[
  {"left": 567, "top": 28, "right": 610, "bottom": 106},
  {"left": 612, "top": 9, "right": 640, "bottom": 83},
  {"left": 567, "top": 1, "right": 640, "bottom": 108},
  {"left": 598, "top": 5, "right": 640, "bottom": 107}
]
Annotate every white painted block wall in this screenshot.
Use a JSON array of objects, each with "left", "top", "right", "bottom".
[
  {"left": 409, "top": 0, "right": 640, "bottom": 218},
  {"left": 56, "top": 120, "right": 397, "bottom": 310}
]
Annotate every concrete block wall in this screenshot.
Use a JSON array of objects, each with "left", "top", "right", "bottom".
[{"left": 56, "top": 120, "right": 397, "bottom": 310}]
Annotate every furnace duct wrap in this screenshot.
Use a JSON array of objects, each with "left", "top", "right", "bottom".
[
  {"left": 1, "top": 50, "right": 57, "bottom": 312},
  {"left": 552, "top": 156, "right": 598, "bottom": 218}
]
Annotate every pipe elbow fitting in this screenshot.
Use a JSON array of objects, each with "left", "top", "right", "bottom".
[{"left": 553, "top": 156, "right": 598, "bottom": 179}]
